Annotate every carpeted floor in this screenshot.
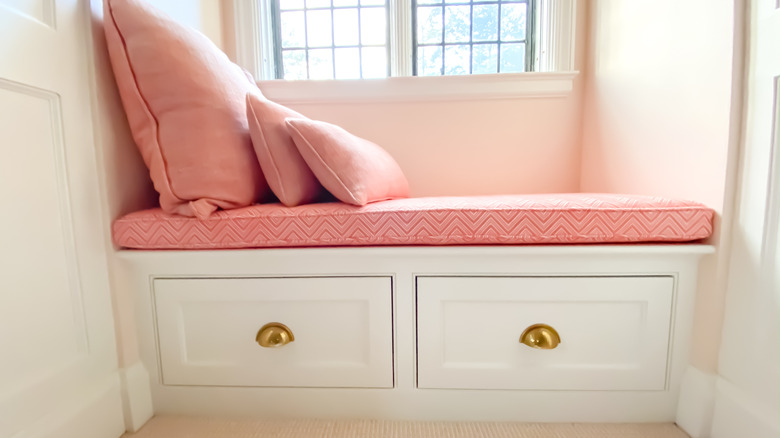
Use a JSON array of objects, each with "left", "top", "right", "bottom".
[{"left": 122, "top": 416, "right": 691, "bottom": 438}]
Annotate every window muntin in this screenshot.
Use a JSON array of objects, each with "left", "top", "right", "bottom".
[
  {"left": 273, "top": 0, "right": 389, "bottom": 79},
  {"left": 414, "top": 0, "right": 534, "bottom": 76}
]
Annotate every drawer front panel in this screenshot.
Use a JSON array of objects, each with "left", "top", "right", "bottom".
[
  {"left": 154, "top": 277, "right": 393, "bottom": 388},
  {"left": 416, "top": 276, "right": 673, "bottom": 391}
]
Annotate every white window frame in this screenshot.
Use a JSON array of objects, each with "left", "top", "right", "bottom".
[{"left": 233, "top": 0, "right": 577, "bottom": 103}]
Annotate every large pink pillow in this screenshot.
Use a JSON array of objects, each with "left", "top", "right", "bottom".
[
  {"left": 246, "top": 93, "right": 322, "bottom": 206},
  {"left": 103, "top": 0, "right": 267, "bottom": 218},
  {"left": 285, "top": 118, "right": 410, "bottom": 206}
]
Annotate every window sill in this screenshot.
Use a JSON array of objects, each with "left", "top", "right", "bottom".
[{"left": 256, "top": 72, "right": 579, "bottom": 105}]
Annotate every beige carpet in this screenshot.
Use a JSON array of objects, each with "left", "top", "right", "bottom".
[{"left": 122, "top": 416, "right": 690, "bottom": 438}]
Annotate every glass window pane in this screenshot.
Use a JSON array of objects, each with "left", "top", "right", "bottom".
[
  {"left": 499, "top": 43, "right": 525, "bottom": 72},
  {"left": 282, "top": 50, "right": 307, "bottom": 79},
  {"left": 333, "top": 8, "right": 359, "bottom": 46},
  {"left": 444, "top": 5, "right": 470, "bottom": 43},
  {"left": 280, "top": 0, "right": 304, "bottom": 10},
  {"left": 472, "top": 4, "right": 498, "bottom": 42},
  {"left": 360, "top": 0, "right": 385, "bottom": 5},
  {"left": 417, "top": 0, "right": 441, "bottom": 4},
  {"left": 444, "top": 44, "right": 470, "bottom": 75},
  {"left": 361, "top": 46, "right": 388, "bottom": 78},
  {"left": 472, "top": 43, "right": 497, "bottom": 74},
  {"left": 307, "top": 9, "right": 333, "bottom": 47},
  {"left": 417, "top": 6, "right": 442, "bottom": 44},
  {"left": 417, "top": 45, "right": 443, "bottom": 76},
  {"left": 281, "top": 11, "right": 306, "bottom": 48},
  {"left": 335, "top": 47, "right": 361, "bottom": 79},
  {"left": 360, "top": 7, "right": 386, "bottom": 45},
  {"left": 306, "top": 0, "right": 331, "bottom": 8},
  {"left": 308, "top": 48, "right": 334, "bottom": 79},
  {"left": 500, "top": 3, "right": 527, "bottom": 41},
  {"left": 333, "top": 0, "right": 358, "bottom": 5},
  {"left": 444, "top": 0, "right": 469, "bottom": 3}
]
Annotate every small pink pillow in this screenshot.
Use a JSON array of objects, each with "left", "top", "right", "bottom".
[
  {"left": 285, "top": 118, "right": 410, "bottom": 206},
  {"left": 104, "top": 0, "right": 267, "bottom": 218},
  {"left": 246, "top": 93, "right": 322, "bottom": 206}
]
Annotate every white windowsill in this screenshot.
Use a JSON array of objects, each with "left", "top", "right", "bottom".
[{"left": 257, "top": 72, "right": 578, "bottom": 105}]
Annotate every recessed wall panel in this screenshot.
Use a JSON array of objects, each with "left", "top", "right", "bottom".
[
  {"left": 0, "top": 82, "right": 82, "bottom": 393},
  {"left": 0, "top": 0, "right": 54, "bottom": 27}
]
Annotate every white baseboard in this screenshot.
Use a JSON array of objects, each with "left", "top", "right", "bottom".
[
  {"left": 120, "top": 361, "right": 154, "bottom": 432},
  {"left": 711, "top": 377, "right": 779, "bottom": 438},
  {"left": 676, "top": 366, "right": 717, "bottom": 438},
  {"left": 13, "top": 374, "right": 126, "bottom": 438}
]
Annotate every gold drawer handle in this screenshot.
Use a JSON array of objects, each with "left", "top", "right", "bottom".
[
  {"left": 519, "top": 324, "right": 561, "bottom": 350},
  {"left": 256, "top": 322, "right": 295, "bottom": 348}
]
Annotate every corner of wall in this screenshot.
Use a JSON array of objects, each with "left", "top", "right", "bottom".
[
  {"left": 573, "top": 0, "right": 592, "bottom": 193},
  {"left": 676, "top": 366, "right": 717, "bottom": 438},
  {"left": 120, "top": 362, "right": 154, "bottom": 432},
  {"left": 85, "top": 0, "right": 155, "bottom": 376},
  {"left": 711, "top": 377, "right": 780, "bottom": 438}
]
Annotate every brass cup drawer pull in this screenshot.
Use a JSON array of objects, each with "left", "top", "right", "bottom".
[
  {"left": 256, "top": 322, "right": 295, "bottom": 348},
  {"left": 519, "top": 324, "right": 561, "bottom": 350}
]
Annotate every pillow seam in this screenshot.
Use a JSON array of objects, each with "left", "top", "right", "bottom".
[
  {"left": 107, "top": 0, "right": 184, "bottom": 205},
  {"left": 248, "top": 99, "right": 288, "bottom": 202},
  {"left": 288, "top": 122, "right": 361, "bottom": 205}
]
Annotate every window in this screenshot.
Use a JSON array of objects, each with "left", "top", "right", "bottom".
[
  {"left": 414, "top": 1, "right": 534, "bottom": 76},
  {"left": 268, "top": 0, "right": 534, "bottom": 80},
  {"left": 233, "top": 0, "right": 577, "bottom": 100},
  {"left": 273, "top": 1, "right": 389, "bottom": 79}
]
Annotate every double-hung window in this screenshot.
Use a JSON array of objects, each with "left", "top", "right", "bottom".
[
  {"left": 234, "top": 0, "right": 577, "bottom": 101},
  {"left": 269, "top": 0, "right": 535, "bottom": 80}
]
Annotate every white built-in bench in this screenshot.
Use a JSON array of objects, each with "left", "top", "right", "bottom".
[{"left": 113, "top": 193, "right": 714, "bottom": 422}]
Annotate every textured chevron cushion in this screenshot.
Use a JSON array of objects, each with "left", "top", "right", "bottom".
[
  {"left": 246, "top": 93, "right": 322, "bottom": 207},
  {"left": 286, "top": 118, "right": 410, "bottom": 206},
  {"left": 112, "top": 194, "right": 714, "bottom": 249},
  {"left": 104, "top": 0, "right": 267, "bottom": 219}
]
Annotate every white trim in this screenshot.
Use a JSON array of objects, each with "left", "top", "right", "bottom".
[
  {"left": 389, "top": 0, "right": 413, "bottom": 77},
  {"left": 762, "top": 77, "right": 780, "bottom": 304},
  {"left": 119, "top": 362, "right": 154, "bottom": 433},
  {"left": 233, "top": 0, "right": 273, "bottom": 80},
  {"left": 258, "top": 71, "right": 577, "bottom": 104},
  {"left": 12, "top": 374, "right": 125, "bottom": 438},
  {"left": 711, "top": 377, "right": 780, "bottom": 438},
  {"left": 675, "top": 366, "right": 717, "bottom": 438},
  {"left": 536, "top": 0, "right": 577, "bottom": 72},
  {"left": 119, "top": 245, "right": 714, "bottom": 263}
]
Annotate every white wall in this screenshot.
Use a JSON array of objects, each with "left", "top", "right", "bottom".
[
  {"left": 710, "top": 1, "right": 779, "bottom": 437},
  {"left": 150, "top": 0, "right": 225, "bottom": 50},
  {"left": 285, "top": 94, "right": 584, "bottom": 198},
  {"left": 579, "top": 0, "right": 737, "bottom": 373}
]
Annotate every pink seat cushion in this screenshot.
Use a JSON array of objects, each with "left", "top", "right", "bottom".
[{"left": 113, "top": 194, "right": 714, "bottom": 249}]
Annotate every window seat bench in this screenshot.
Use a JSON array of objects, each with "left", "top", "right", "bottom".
[{"left": 113, "top": 193, "right": 714, "bottom": 424}]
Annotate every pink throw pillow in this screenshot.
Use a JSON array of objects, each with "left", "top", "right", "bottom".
[
  {"left": 285, "top": 118, "right": 410, "bottom": 206},
  {"left": 103, "top": 0, "right": 267, "bottom": 218},
  {"left": 246, "top": 93, "right": 322, "bottom": 206}
]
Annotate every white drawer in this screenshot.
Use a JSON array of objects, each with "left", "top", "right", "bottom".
[
  {"left": 153, "top": 276, "right": 393, "bottom": 388},
  {"left": 416, "top": 276, "right": 673, "bottom": 391}
]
